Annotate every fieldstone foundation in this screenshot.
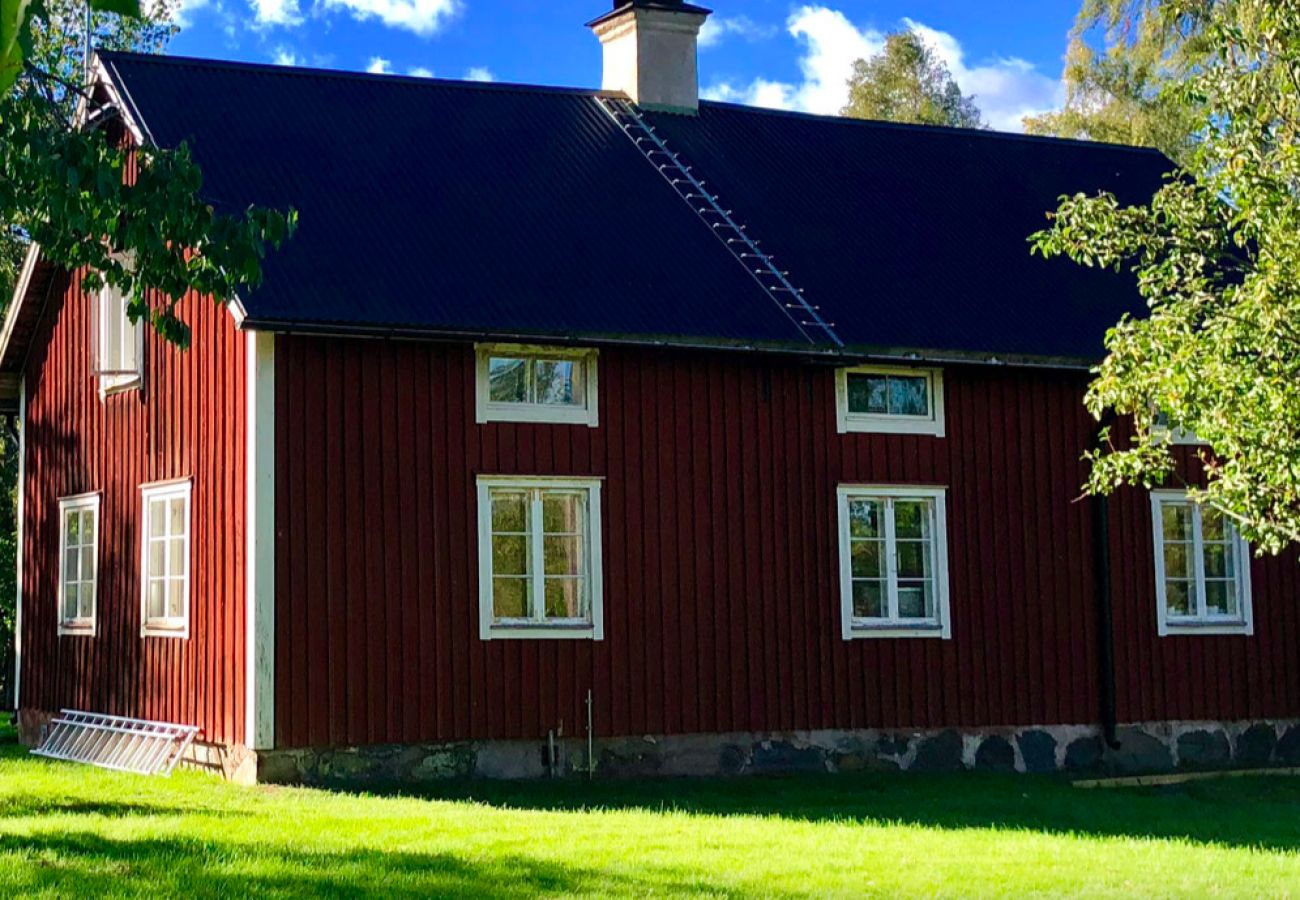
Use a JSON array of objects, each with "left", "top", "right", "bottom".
[{"left": 253, "top": 718, "right": 1300, "bottom": 785}]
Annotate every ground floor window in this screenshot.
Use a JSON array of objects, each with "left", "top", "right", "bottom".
[
  {"left": 476, "top": 476, "right": 604, "bottom": 640},
  {"left": 836, "top": 485, "right": 951, "bottom": 639},
  {"left": 1151, "top": 490, "right": 1253, "bottom": 636},
  {"left": 58, "top": 493, "right": 100, "bottom": 636},
  {"left": 140, "top": 479, "right": 192, "bottom": 638}
]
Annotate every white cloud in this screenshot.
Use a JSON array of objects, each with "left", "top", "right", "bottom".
[
  {"left": 320, "top": 0, "right": 458, "bottom": 36},
  {"left": 698, "top": 15, "right": 777, "bottom": 50},
  {"left": 167, "top": 0, "right": 210, "bottom": 29},
  {"left": 409, "top": 66, "right": 435, "bottom": 78},
  {"left": 272, "top": 46, "right": 301, "bottom": 66},
  {"left": 700, "top": 5, "right": 1063, "bottom": 132},
  {"left": 366, "top": 56, "right": 393, "bottom": 74},
  {"left": 248, "top": 0, "right": 302, "bottom": 27},
  {"left": 464, "top": 66, "right": 494, "bottom": 82}
]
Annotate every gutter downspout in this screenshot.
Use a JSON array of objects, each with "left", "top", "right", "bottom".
[{"left": 1091, "top": 412, "right": 1119, "bottom": 749}]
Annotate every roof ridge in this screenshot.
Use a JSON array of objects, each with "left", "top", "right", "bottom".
[{"left": 98, "top": 50, "right": 609, "bottom": 99}]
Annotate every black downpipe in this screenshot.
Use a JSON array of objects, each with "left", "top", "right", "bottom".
[{"left": 1091, "top": 412, "right": 1120, "bottom": 749}]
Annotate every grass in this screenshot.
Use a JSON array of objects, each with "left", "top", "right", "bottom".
[{"left": 3, "top": 723, "right": 1300, "bottom": 897}]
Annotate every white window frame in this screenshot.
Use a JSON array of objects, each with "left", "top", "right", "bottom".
[
  {"left": 836, "top": 484, "right": 952, "bottom": 639},
  {"left": 139, "top": 478, "right": 193, "bottom": 639},
  {"left": 1151, "top": 490, "right": 1253, "bottom": 636},
  {"left": 835, "top": 364, "right": 945, "bottom": 436},
  {"left": 57, "top": 492, "right": 101, "bottom": 636},
  {"left": 474, "top": 343, "right": 599, "bottom": 427},
  {"left": 96, "top": 278, "right": 144, "bottom": 396},
  {"left": 1151, "top": 410, "right": 1207, "bottom": 447},
  {"left": 476, "top": 476, "right": 604, "bottom": 640}
]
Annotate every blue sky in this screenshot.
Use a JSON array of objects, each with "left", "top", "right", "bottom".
[{"left": 168, "top": 0, "right": 1083, "bottom": 132}]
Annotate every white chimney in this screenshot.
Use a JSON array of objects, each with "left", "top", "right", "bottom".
[{"left": 588, "top": 1, "right": 712, "bottom": 114}]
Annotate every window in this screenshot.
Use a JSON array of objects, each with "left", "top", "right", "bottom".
[
  {"left": 837, "top": 485, "right": 951, "bottom": 639},
  {"left": 1151, "top": 491, "right": 1253, "bottom": 636},
  {"left": 97, "top": 280, "right": 143, "bottom": 394},
  {"left": 140, "top": 479, "right": 192, "bottom": 638},
  {"left": 475, "top": 344, "right": 599, "bottom": 426},
  {"left": 1152, "top": 409, "right": 1205, "bottom": 446},
  {"left": 476, "top": 477, "right": 604, "bottom": 639},
  {"left": 835, "top": 365, "right": 944, "bottom": 436},
  {"left": 57, "top": 493, "right": 100, "bottom": 636}
]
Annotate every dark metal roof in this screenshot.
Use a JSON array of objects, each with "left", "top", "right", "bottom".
[{"left": 98, "top": 51, "right": 1172, "bottom": 364}]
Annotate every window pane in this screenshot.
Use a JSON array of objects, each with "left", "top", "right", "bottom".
[
  {"left": 66, "top": 510, "right": 80, "bottom": 544},
  {"left": 148, "top": 541, "right": 165, "bottom": 579},
  {"left": 64, "top": 584, "right": 78, "bottom": 620},
  {"left": 1161, "top": 503, "right": 1192, "bottom": 541},
  {"left": 896, "top": 540, "right": 931, "bottom": 580},
  {"left": 147, "top": 580, "right": 165, "bottom": 619},
  {"left": 897, "top": 582, "right": 931, "bottom": 619},
  {"left": 169, "top": 538, "right": 185, "bottom": 578},
  {"left": 1201, "top": 509, "right": 1225, "bottom": 541},
  {"left": 888, "top": 376, "right": 929, "bottom": 416},
  {"left": 894, "top": 501, "right": 930, "bottom": 540},
  {"left": 850, "top": 540, "right": 881, "bottom": 578},
  {"left": 846, "top": 374, "right": 888, "bottom": 414},
  {"left": 490, "top": 492, "right": 528, "bottom": 533},
  {"left": 852, "top": 580, "right": 883, "bottom": 618},
  {"left": 535, "top": 359, "right": 581, "bottom": 406},
  {"left": 65, "top": 547, "right": 80, "bottom": 581},
  {"left": 491, "top": 535, "right": 528, "bottom": 576},
  {"left": 79, "top": 583, "right": 94, "bottom": 619},
  {"left": 544, "top": 536, "right": 582, "bottom": 576},
  {"left": 80, "top": 547, "right": 95, "bottom": 583},
  {"left": 848, "top": 499, "right": 880, "bottom": 538},
  {"left": 492, "top": 577, "right": 529, "bottom": 619},
  {"left": 167, "top": 579, "right": 184, "bottom": 618},
  {"left": 488, "top": 357, "right": 528, "bottom": 403},
  {"left": 1163, "top": 543, "right": 1191, "bottom": 580},
  {"left": 542, "top": 493, "right": 582, "bottom": 534},
  {"left": 169, "top": 498, "right": 186, "bottom": 536},
  {"left": 149, "top": 500, "right": 166, "bottom": 537},
  {"left": 544, "top": 578, "right": 587, "bottom": 619},
  {"left": 1203, "top": 543, "right": 1227, "bottom": 579},
  {"left": 102, "top": 287, "right": 123, "bottom": 369},
  {"left": 1205, "top": 581, "right": 1236, "bottom": 617},
  {"left": 1165, "top": 580, "right": 1192, "bottom": 616},
  {"left": 81, "top": 510, "right": 95, "bottom": 544}
]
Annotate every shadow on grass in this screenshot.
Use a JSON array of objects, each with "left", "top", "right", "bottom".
[
  {"left": 1, "top": 831, "right": 731, "bottom": 898},
  {"left": 0, "top": 797, "right": 248, "bottom": 820},
  {"left": 346, "top": 769, "right": 1300, "bottom": 855}
]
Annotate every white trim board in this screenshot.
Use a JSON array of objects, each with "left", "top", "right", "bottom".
[
  {"left": 246, "top": 331, "right": 276, "bottom": 749},
  {"left": 12, "top": 377, "right": 24, "bottom": 709}
]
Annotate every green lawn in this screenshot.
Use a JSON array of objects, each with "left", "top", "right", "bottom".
[{"left": 3, "top": 725, "right": 1300, "bottom": 897}]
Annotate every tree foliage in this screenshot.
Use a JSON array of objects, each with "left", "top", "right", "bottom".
[
  {"left": 842, "top": 29, "right": 985, "bottom": 129},
  {"left": 1023, "top": 0, "right": 1217, "bottom": 161},
  {"left": 1032, "top": 0, "right": 1300, "bottom": 554}
]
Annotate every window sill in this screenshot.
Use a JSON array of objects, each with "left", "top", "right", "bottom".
[
  {"left": 58, "top": 622, "right": 95, "bottom": 637},
  {"left": 100, "top": 376, "right": 142, "bottom": 399},
  {"left": 844, "top": 623, "right": 949, "bottom": 640},
  {"left": 482, "top": 624, "right": 601, "bottom": 641},
  {"left": 1160, "top": 620, "right": 1253, "bottom": 637},
  {"left": 477, "top": 404, "right": 598, "bottom": 428},
  {"left": 838, "top": 415, "right": 944, "bottom": 437},
  {"left": 141, "top": 623, "right": 189, "bottom": 639}
]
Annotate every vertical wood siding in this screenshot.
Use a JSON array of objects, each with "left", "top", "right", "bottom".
[
  {"left": 19, "top": 272, "right": 247, "bottom": 744},
  {"left": 274, "top": 337, "right": 1300, "bottom": 750}
]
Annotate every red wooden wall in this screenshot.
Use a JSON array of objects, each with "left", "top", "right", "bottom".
[
  {"left": 272, "top": 336, "right": 1300, "bottom": 750},
  {"left": 19, "top": 271, "right": 247, "bottom": 745}
]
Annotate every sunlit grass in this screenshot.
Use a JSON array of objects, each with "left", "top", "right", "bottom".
[{"left": 2, "top": 723, "right": 1299, "bottom": 897}]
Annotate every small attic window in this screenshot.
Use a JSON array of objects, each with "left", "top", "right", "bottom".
[
  {"left": 96, "top": 279, "right": 143, "bottom": 395},
  {"left": 474, "top": 344, "right": 599, "bottom": 427}
]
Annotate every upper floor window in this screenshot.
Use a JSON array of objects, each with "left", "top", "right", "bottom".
[
  {"left": 97, "top": 280, "right": 143, "bottom": 394},
  {"left": 835, "top": 365, "right": 944, "bottom": 436},
  {"left": 1152, "top": 409, "right": 1205, "bottom": 446},
  {"left": 58, "top": 493, "right": 100, "bottom": 636},
  {"left": 140, "top": 479, "right": 192, "bottom": 639},
  {"left": 475, "top": 344, "right": 599, "bottom": 427},
  {"left": 1151, "top": 491, "right": 1253, "bottom": 636},
  {"left": 476, "top": 476, "right": 604, "bottom": 640},
  {"left": 836, "top": 485, "right": 952, "bottom": 639}
]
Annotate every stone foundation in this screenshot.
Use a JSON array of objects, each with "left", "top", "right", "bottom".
[{"left": 255, "top": 719, "right": 1300, "bottom": 785}]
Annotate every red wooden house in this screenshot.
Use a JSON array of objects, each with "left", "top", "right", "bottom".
[{"left": 6, "top": 1, "right": 1300, "bottom": 782}]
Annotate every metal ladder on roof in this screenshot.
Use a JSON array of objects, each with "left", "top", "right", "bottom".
[
  {"left": 597, "top": 96, "right": 843, "bottom": 348},
  {"left": 32, "top": 709, "right": 200, "bottom": 776}
]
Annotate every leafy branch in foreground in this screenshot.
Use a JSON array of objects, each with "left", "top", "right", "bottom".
[{"left": 1033, "top": 0, "right": 1300, "bottom": 554}]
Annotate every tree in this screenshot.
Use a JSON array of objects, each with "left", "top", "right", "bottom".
[
  {"left": 1031, "top": 0, "right": 1300, "bottom": 555},
  {"left": 1023, "top": 0, "right": 1216, "bottom": 161},
  {"left": 842, "top": 29, "right": 985, "bottom": 129}
]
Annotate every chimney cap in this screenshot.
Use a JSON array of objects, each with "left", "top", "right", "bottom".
[{"left": 586, "top": 1, "right": 712, "bottom": 29}]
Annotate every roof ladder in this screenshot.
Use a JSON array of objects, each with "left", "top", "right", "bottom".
[
  {"left": 32, "top": 709, "right": 200, "bottom": 777},
  {"left": 597, "top": 96, "right": 843, "bottom": 348}
]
